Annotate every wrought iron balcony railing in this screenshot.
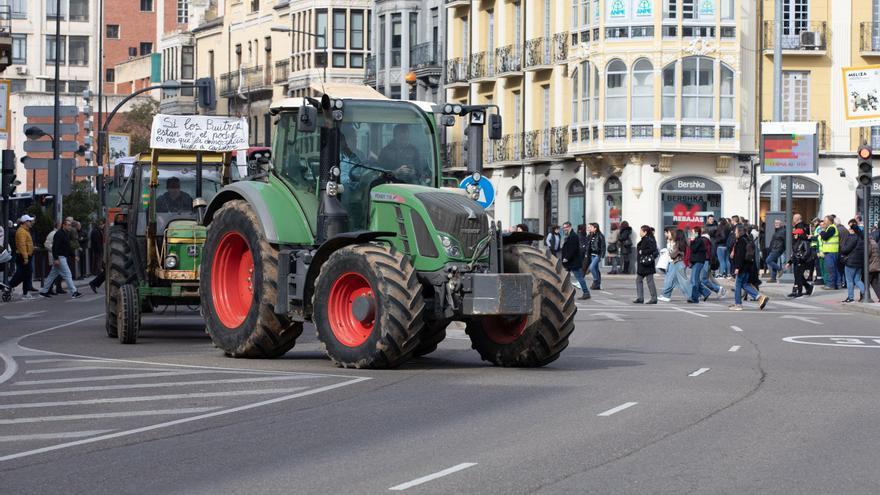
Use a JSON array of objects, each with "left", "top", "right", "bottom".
[
  {"left": 763, "top": 21, "right": 827, "bottom": 51},
  {"left": 410, "top": 42, "right": 441, "bottom": 69},
  {"left": 494, "top": 44, "right": 522, "bottom": 74},
  {"left": 220, "top": 65, "right": 272, "bottom": 98},
  {"left": 860, "top": 22, "right": 880, "bottom": 53},
  {"left": 446, "top": 57, "right": 469, "bottom": 84},
  {"left": 274, "top": 60, "right": 289, "bottom": 84}
]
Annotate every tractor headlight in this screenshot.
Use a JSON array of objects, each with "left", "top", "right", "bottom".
[
  {"left": 164, "top": 254, "right": 179, "bottom": 269},
  {"left": 327, "top": 181, "right": 339, "bottom": 196},
  {"left": 438, "top": 235, "right": 461, "bottom": 257}
]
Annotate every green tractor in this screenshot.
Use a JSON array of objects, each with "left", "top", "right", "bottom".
[
  {"left": 105, "top": 150, "right": 237, "bottom": 344},
  {"left": 199, "top": 89, "right": 576, "bottom": 368}
]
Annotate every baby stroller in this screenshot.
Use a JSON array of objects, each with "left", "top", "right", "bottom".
[{"left": 0, "top": 247, "right": 12, "bottom": 302}]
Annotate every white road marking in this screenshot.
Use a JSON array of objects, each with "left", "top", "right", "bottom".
[
  {"left": 0, "top": 407, "right": 222, "bottom": 425},
  {"left": 64, "top": 295, "right": 103, "bottom": 303},
  {"left": 783, "top": 335, "right": 880, "bottom": 348},
  {"left": 389, "top": 463, "right": 478, "bottom": 491},
  {"left": 13, "top": 370, "right": 205, "bottom": 385},
  {"left": 23, "top": 358, "right": 113, "bottom": 364},
  {"left": 0, "top": 430, "right": 115, "bottom": 442},
  {"left": 0, "top": 375, "right": 319, "bottom": 397},
  {"left": 600, "top": 290, "right": 615, "bottom": 296},
  {"left": 0, "top": 377, "right": 370, "bottom": 463},
  {"left": 597, "top": 402, "right": 638, "bottom": 417},
  {"left": 688, "top": 368, "right": 711, "bottom": 377},
  {"left": 592, "top": 312, "right": 625, "bottom": 322},
  {"left": 728, "top": 346, "right": 741, "bottom": 352},
  {"left": 671, "top": 306, "right": 709, "bottom": 318},
  {"left": 781, "top": 315, "right": 822, "bottom": 325},
  {"left": 2, "top": 311, "right": 47, "bottom": 320},
  {"left": 775, "top": 300, "right": 816, "bottom": 310},
  {"left": 731, "top": 325, "right": 743, "bottom": 332},
  {"left": 0, "top": 387, "right": 310, "bottom": 409},
  {"left": 25, "top": 366, "right": 179, "bottom": 374}
]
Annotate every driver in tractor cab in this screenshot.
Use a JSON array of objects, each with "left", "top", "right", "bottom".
[
  {"left": 378, "top": 124, "right": 422, "bottom": 182},
  {"left": 339, "top": 123, "right": 364, "bottom": 188},
  {"left": 157, "top": 177, "right": 194, "bottom": 213}
]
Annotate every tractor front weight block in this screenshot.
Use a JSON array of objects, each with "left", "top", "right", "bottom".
[{"left": 461, "top": 273, "right": 533, "bottom": 316}]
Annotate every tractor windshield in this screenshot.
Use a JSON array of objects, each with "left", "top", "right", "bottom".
[{"left": 136, "top": 164, "right": 226, "bottom": 236}]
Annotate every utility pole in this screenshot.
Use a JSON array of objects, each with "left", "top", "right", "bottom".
[
  {"left": 771, "top": 0, "right": 782, "bottom": 214},
  {"left": 52, "top": 0, "right": 62, "bottom": 222}
]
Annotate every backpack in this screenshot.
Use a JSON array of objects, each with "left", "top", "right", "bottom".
[
  {"left": 745, "top": 239, "right": 756, "bottom": 263},
  {"left": 705, "top": 237, "right": 719, "bottom": 270}
]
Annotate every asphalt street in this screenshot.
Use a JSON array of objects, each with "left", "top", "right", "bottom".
[{"left": 1, "top": 278, "right": 880, "bottom": 494}]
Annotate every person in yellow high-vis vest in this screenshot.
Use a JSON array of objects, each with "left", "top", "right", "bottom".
[
  {"left": 819, "top": 215, "right": 840, "bottom": 289},
  {"left": 811, "top": 218, "right": 825, "bottom": 285}
]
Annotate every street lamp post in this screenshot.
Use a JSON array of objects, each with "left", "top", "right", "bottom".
[
  {"left": 52, "top": 0, "right": 62, "bottom": 222},
  {"left": 270, "top": 26, "right": 327, "bottom": 86}
]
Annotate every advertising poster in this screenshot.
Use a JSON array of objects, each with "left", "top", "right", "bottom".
[
  {"left": 842, "top": 65, "right": 880, "bottom": 128},
  {"left": 660, "top": 177, "right": 722, "bottom": 234},
  {"left": 108, "top": 133, "right": 131, "bottom": 161},
  {"left": 760, "top": 121, "right": 818, "bottom": 174}
]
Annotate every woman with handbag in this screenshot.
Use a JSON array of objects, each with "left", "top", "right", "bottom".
[
  {"left": 634, "top": 225, "right": 659, "bottom": 304},
  {"left": 619, "top": 221, "right": 634, "bottom": 274},
  {"left": 607, "top": 223, "right": 621, "bottom": 274}
]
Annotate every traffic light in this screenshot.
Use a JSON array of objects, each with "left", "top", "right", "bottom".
[
  {"left": 858, "top": 144, "right": 873, "bottom": 187},
  {"left": 196, "top": 77, "right": 216, "bottom": 111},
  {"left": 1, "top": 149, "right": 17, "bottom": 197}
]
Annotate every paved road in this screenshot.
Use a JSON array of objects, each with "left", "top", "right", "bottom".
[{"left": 1, "top": 279, "right": 879, "bottom": 494}]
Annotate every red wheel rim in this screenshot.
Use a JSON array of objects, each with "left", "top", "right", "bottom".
[
  {"left": 482, "top": 316, "right": 528, "bottom": 345},
  {"left": 327, "top": 272, "right": 375, "bottom": 347},
  {"left": 211, "top": 232, "right": 254, "bottom": 328}
]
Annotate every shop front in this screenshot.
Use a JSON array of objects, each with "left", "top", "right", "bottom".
[
  {"left": 857, "top": 177, "right": 880, "bottom": 229},
  {"left": 604, "top": 176, "right": 622, "bottom": 234},
  {"left": 659, "top": 176, "right": 723, "bottom": 235},
  {"left": 759, "top": 176, "right": 821, "bottom": 223}
]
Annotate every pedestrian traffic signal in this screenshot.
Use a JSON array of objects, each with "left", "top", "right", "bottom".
[
  {"left": 1, "top": 150, "right": 18, "bottom": 198},
  {"left": 196, "top": 78, "right": 216, "bottom": 111},
  {"left": 858, "top": 144, "right": 873, "bottom": 187}
]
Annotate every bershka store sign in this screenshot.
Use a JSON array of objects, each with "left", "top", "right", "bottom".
[{"left": 660, "top": 176, "right": 723, "bottom": 232}]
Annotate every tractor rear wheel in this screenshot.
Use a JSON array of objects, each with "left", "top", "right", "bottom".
[
  {"left": 313, "top": 244, "right": 426, "bottom": 368},
  {"left": 466, "top": 244, "right": 576, "bottom": 367},
  {"left": 106, "top": 226, "right": 137, "bottom": 339},
  {"left": 201, "top": 200, "right": 303, "bottom": 358},
  {"left": 412, "top": 320, "right": 448, "bottom": 357},
  {"left": 117, "top": 284, "right": 141, "bottom": 344}
]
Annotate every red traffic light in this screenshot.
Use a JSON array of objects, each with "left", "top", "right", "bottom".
[{"left": 858, "top": 145, "right": 873, "bottom": 160}]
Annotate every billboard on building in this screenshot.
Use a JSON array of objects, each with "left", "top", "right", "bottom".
[
  {"left": 842, "top": 65, "right": 880, "bottom": 128},
  {"left": 760, "top": 121, "right": 818, "bottom": 175},
  {"left": 107, "top": 133, "right": 131, "bottom": 161}
]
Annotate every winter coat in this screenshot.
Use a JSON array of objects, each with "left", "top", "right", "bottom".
[
  {"left": 586, "top": 232, "right": 606, "bottom": 258},
  {"left": 618, "top": 226, "right": 633, "bottom": 254},
  {"left": 15, "top": 225, "right": 34, "bottom": 261},
  {"left": 607, "top": 229, "right": 620, "bottom": 258},
  {"left": 731, "top": 235, "right": 754, "bottom": 273},
  {"left": 560, "top": 232, "right": 584, "bottom": 271},
  {"left": 792, "top": 238, "right": 814, "bottom": 266},
  {"left": 544, "top": 231, "right": 561, "bottom": 254},
  {"left": 840, "top": 233, "right": 865, "bottom": 269},
  {"left": 668, "top": 240, "right": 683, "bottom": 262},
  {"left": 868, "top": 239, "right": 880, "bottom": 274},
  {"left": 636, "top": 235, "right": 659, "bottom": 276},
  {"left": 769, "top": 227, "right": 786, "bottom": 254},
  {"left": 52, "top": 228, "right": 75, "bottom": 260},
  {"left": 688, "top": 236, "right": 708, "bottom": 265}
]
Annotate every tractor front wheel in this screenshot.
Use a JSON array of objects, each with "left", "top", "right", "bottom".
[
  {"left": 466, "top": 244, "right": 576, "bottom": 367},
  {"left": 106, "top": 226, "right": 137, "bottom": 339},
  {"left": 117, "top": 284, "right": 141, "bottom": 344},
  {"left": 313, "top": 244, "right": 426, "bottom": 368},
  {"left": 201, "top": 200, "right": 303, "bottom": 358}
]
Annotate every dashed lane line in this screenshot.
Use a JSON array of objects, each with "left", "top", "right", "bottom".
[
  {"left": 389, "top": 463, "right": 478, "bottom": 491},
  {"left": 0, "top": 387, "right": 310, "bottom": 410},
  {"left": 597, "top": 402, "right": 639, "bottom": 417},
  {"left": 731, "top": 325, "right": 743, "bottom": 332},
  {"left": 688, "top": 368, "right": 711, "bottom": 377},
  {"left": 728, "top": 346, "right": 741, "bottom": 352},
  {"left": 0, "top": 407, "right": 222, "bottom": 425},
  {"left": 0, "top": 375, "right": 319, "bottom": 397},
  {"left": 671, "top": 306, "right": 709, "bottom": 318},
  {"left": 0, "top": 430, "right": 115, "bottom": 443}
]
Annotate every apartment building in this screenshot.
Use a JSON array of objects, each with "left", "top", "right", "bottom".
[
  {"left": 761, "top": 0, "right": 879, "bottom": 226},
  {"left": 445, "top": 0, "right": 758, "bottom": 237},
  {"left": 366, "top": 0, "right": 445, "bottom": 103}
]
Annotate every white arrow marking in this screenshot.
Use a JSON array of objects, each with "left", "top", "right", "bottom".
[
  {"left": 688, "top": 367, "right": 710, "bottom": 377},
  {"left": 731, "top": 325, "right": 743, "bottom": 332},
  {"left": 597, "top": 402, "right": 638, "bottom": 417},
  {"left": 593, "top": 312, "right": 625, "bottom": 322},
  {"left": 2, "top": 311, "right": 46, "bottom": 320},
  {"left": 728, "top": 346, "right": 741, "bottom": 352},
  {"left": 781, "top": 315, "right": 821, "bottom": 325}
]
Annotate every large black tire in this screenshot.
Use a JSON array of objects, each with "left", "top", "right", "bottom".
[
  {"left": 466, "top": 244, "right": 576, "bottom": 367},
  {"left": 201, "top": 200, "right": 303, "bottom": 358},
  {"left": 313, "top": 243, "right": 426, "bottom": 369},
  {"left": 117, "top": 284, "right": 141, "bottom": 344},
  {"left": 106, "top": 226, "right": 137, "bottom": 338},
  {"left": 412, "top": 320, "right": 448, "bottom": 357}
]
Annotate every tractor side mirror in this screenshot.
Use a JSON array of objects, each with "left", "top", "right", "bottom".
[
  {"left": 488, "top": 114, "right": 503, "bottom": 140},
  {"left": 297, "top": 106, "right": 318, "bottom": 133}
]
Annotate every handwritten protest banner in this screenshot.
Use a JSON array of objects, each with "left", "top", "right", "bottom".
[{"left": 150, "top": 114, "right": 249, "bottom": 151}]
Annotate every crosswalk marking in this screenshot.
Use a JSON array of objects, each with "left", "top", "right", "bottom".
[
  {"left": 0, "top": 387, "right": 310, "bottom": 410},
  {"left": 26, "top": 366, "right": 179, "bottom": 374},
  {"left": 0, "top": 407, "right": 222, "bottom": 425},
  {"left": 13, "top": 370, "right": 204, "bottom": 385},
  {"left": 0, "top": 375, "right": 317, "bottom": 397},
  {"left": 0, "top": 430, "right": 115, "bottom": 442}
]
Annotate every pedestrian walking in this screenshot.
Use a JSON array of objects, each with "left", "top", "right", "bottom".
[
  {"left": 835, "top": 216, "right": 848, "bottom": 289},
  {"left": 658, "top": 228, "right": 691, "bottom": 302},
  {"left": 867, "top": 234, "right": 880, "bottom": 302},
  {"left": 766, "top": 218, "right": 786, "bottom": 283},
  {"left": 39, "top": 218, "right": 83, "bottom": 299},
  {"left": 786, "top": 227, "right": 815, "bottom": 298},
  {"left": 729, "top": 224, "right": 769, "bottom": 311},
  {"left": 607, "top": 223, "right": 621, "bottom": 274},
  {"left": 585, "top": 223, "right": 605, "bottom": 290},
  {"left": 633, "top": 225, "right": 658, "bottom": 304},
  {"left": 89, "top": 219, "right": 106, "bottom": 292},
  {"left": 619, "top": 221, "right": 634, "bottom": 274},
  {"left": 715, "top": 218, "right": 731, "bottom": 278},
  {"left": 544, "top": 225, "right": 561, "bottom": 257},
  {"left": 5, "top": 215, "right": 36, "bottom": 300},
  {"left": 687, "top": 227, "right": 709, "bottom": 304},
  {"left": 699, "top": 229, "right": 725, "bottom": 300},
  {"left": 561, "top": 222, "right": 590, "bottom": 300},
  {"left": 839, "top": 220, "right": 865, "bottom": 303},
  {"left": 819, "top": 215, "right": 841, "bottom": 290},
  {"left": 44, "top": 222, "right": 65, "bottom": 294},
  {"left": 810, "top": 218, "right": 824, "bottom": 286}
]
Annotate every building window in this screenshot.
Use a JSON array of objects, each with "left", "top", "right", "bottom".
[
  {"left": 606, "top": 26, "right": 628, "bottom": 39},
  {"left": 782, "top": 71, "right": 809, "bottom": 121},
  {"left": 107, "top": 25, "right": 120, "bottom": 39},
  {"left": 11, "top": 34, "right": 26, "bottom": 65},
  {"left": 333, "top": 10, "right": 346, "bottom": 49},
  {"left": 378, "top": 15, "right": 385, "bottom": 69},
  {"left": 351, "top": 10, "right": 364, "bottom": 50},
  {"left": 177, "top": 0, "right": 188, "bottom": 24},
  {"left": 46, "top": 35, "right": 67, "bottom": 64},
  {"left": 580, "top": 61, "right": 589, "bottom": 122},
  {"left": 10, "top": 79, "right": 26, "bottom": 93},
  {"left": 391, "top": 13, "right": 402, "bottom": 67},
  {"left": 662, "top": 61, "right": 676, "bottom": 120},
  {"left": 69, "top": 36, "right": 89, "bottom": 66},
  {"left": 631, "top": 58, "right": 653, "bottom": 121},
  {"left": 250, "top": 0, "right": 259, "bottom": 13},
  {"left": 591, "top": 65, "right": 599, "bottom": 121},
  {"left": 3, "top": 0, "right": 27, "bottom": 19},
  {"left": 332, "top": 52, "right": 346, "bottom": 67},
  {"left": 140, "top": 0, "right": 153, "bottom": 12},
  {"left": 721, "top": 0, "right": 734, "bottom": 20},
  {"left": 46, "top": 0, "right": 66, "bottom": 19},
  {"left": 128, "top": 47, "right": 137, "bottom": 57},
  {"left": 682, "top": 0, "right": 695, "bottom": 19},
  {"left": 720, "top": 26, "right": 736, "bottom": 38},
  {"left": 316, "top": 9, "right": 328, "bottom": 48},
  {"left": 664, "top": 0, "right": 677, "bottom": 19},
  {"left": 106, "top": 68, "right": 115, "bottom": 82},
  {"left": 390, "top": 84, "right": 401, "bottom": 99},
  {"left": 69, "top": 0, "right": 88, "bottom": 21},
  {"left": 68, "top": 80, "right": 88, "bottom": 93},
  {"left": 182, "top": 46, "right": 194, "bottom": 79},
  {"left": 781, "top": 0, "right": 809, "bottom": 37},
  {"left": 682, "top": 56, "right": 713, "bottom": 120},
  {"left": 720, "top": 64, "right": 734, "bottom": 120},
  {"left": 571, "top": 68, "right": 579, "bottom": 123},
  {"left": 682, "top": 25, "right": 715, "bottom": 37},
  {"left": 410, "top": 12, "right": 418, "bottom": 49},
  {"left": 140, "top": 42, "right": 153, "bottom": 55},
  {"left": 605, "top": 59, "right": 627, "bottom": 121},
  {"left": 568, "top": 180, "right": 585, "bottom": 226},
  {"left": 45, "top": 80, "right": 66, "bottom": 93},
  {"left": 509, "top": 187, "right": 523, "bottom": 227},
  {"left": 350, "top": 53, "right": 364, "bottom": 68}
]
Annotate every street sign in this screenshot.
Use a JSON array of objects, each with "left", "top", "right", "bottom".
[
  {"left": 459, "top": 176, "right": 495, "bottom": 209},
  {"left": 74, "top": 167, "right": 99, "bottom": 177},
  {"left": 0, "top": 80, "right": 9, "bottom": 133},
  {"left": 47, "top": 159, "right": 74, "bottom": 196},
  {"left": 22, "top": 123, "right": 79, "bottom": 135},
  {"left": 23, "top": 105, "right": 78, "bottom": 118},
  {"left": 760, "top": 122, "right": 819, "bottom": 174},
  {"left": 842, "top": 65, "right": 880, "bottom": 128},
  {"left": 23, "top": 158, "right": 76, "bottom": 170},
  {"left": 23, "top": 140, "right": 79, "bottom": 153}
]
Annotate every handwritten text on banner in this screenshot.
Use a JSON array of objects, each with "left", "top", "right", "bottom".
[{"left": 150, "top": 115, "right": 249, "bottom": 152}]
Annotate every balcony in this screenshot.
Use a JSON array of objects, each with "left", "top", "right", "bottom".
[
  {"left": 220, "top": 65, "right": 273, "bottom": 99},
  {"left": 470, "top": 51, "right": 493, "bottom": 80},
  {"left": 763, "top": 21, "right": 827, "bottom": 55},
  {"left": 485, "top": 133, "right": 524, "bottom": 166},
  {"left": 860, "top": 23, "right": 880, "bottom": 56},
  {"left": 523, "top": 127, "right": 569, "bottom": 160},
  {"left": 443, "top": 141, "right": 466, "bottom": 170},
  {"left": 446, "top": 57, "right": 469, "bottom": 86},
  {"left": 494, "top": 44, "right": 522, "bottom": 76},
  {"left": 524, "top": 34, "right": 568, "bottom": 70},
  {"left": 274, "top": 60, "right": 290, "bottom": 85},
  {"left": 445, "top": 0, "right": 469, "bottom": 8},
  {"left": 410, "top": 42, "right": 441, "bottom": 71}
]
